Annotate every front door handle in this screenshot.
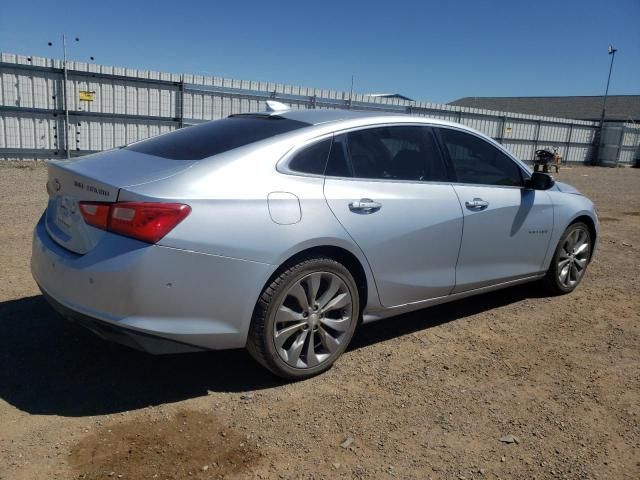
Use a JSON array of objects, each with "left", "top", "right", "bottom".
[
  {"left": 349, "top": 198, "right": 382, "bottom": 214},
  {"left": 465, "top": 198, "right": 489, "bottom": 210}
]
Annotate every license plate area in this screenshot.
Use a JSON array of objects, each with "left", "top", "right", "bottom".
[{"left": 54, "top": 195, "right": 80, "bottom": 234}]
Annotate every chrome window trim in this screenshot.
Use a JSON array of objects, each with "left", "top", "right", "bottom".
[{"left": 323, "top": 175, "right": 455, "bottom": 187}]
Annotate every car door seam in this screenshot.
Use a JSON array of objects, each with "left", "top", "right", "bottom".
[
  {"left": 321, "top": 176, "right": 384, "bottom": 311},
  {"left": 540, "top": 191, "right": 557, "bottom": 270},
  {"left": 450, "top": 185, "right": 466, "bottom": 295}
]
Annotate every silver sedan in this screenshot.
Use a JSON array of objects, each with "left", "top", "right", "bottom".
[{"left": 31, "top": 107, "right": 599, "bottom": 379}]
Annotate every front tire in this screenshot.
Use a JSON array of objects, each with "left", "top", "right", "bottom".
[
  {"left": 543, "top": 222, "right": 592, "bottom": 294},
  {"left": 247, "top": 256, "right": 360, "bottom": 380}
]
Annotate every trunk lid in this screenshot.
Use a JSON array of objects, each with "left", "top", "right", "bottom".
[{"left": 45, "top": 149, "right": 195, "bottom": 254}]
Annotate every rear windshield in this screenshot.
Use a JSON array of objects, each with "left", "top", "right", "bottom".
[{"left": 126, "top": 116, "right": 310, "bottom": 160}]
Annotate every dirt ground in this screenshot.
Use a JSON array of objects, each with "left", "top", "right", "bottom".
[{"left": 0, "top": 162, "right": 638, "bottom": 480}]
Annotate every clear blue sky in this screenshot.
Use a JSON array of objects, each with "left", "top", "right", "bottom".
[{"left": 1, "top": 0, "right": 638, "bottom": 103}]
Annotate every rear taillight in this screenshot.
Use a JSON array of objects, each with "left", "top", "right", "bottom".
[
  {"left": 79, "top": 201, "right": 191, "bottom": 244},
  {"left": 108, "top": 202, "right": 191, "bottom": 243},
  {"left": 79, "top": 202, "right": 110, "bottom": 229}
]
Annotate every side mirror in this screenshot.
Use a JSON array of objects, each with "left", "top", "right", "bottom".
[{"left": 525, "top": 172, "right": 555, "bottom": 190}]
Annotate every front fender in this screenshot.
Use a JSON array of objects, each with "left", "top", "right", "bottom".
[{"left": 542, "top": 191, "right": 599, "bottom": 270}]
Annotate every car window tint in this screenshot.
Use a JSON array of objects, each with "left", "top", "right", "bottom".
[
  {"left": 438, "top": 128, "right": 523, "bottom": 186},
  {"left": 325, "top": 134, "right": 352, "bottom": 177},
  {"left": 126, "top": 116, "right": 310, "bottom": 160},
  {"left": 346, "top": 126, "right": 448, "bottom": 182},
  {"left": 288, "top": 138, "right": 332, "bottom": 175}
]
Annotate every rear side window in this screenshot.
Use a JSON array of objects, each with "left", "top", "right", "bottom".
[
  {"left": 126, "top": 116, "right": 309, "bottom": 160},
  {"left": 288, "top": 138, "right": 332, "bottom": 175},
  {"left": 345, "top": 126, "right": 449, "bottom": 182},
  {"left": 437, "top": 128, "right": 523, "bottom": 186}
]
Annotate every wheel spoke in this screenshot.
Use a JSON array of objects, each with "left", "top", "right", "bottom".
[
  {"left": 275, "top": 322, "right": 306, "bottom": 349},
  {"left": 570, "top": 264, "right": 579, "bottom": 282},
  {"left": 306, "top": 273, "right": 322, "bottom": 306},
  {"left": 288, "top": 283, "right": 309, "bottom": 311},
  {"left": 276, "top": 305, "right": 303, "bottom": 324},
  {"left": 305, "top": 330, "right": 319, "bottom": 367},
  {"left": 321, "top": 292, "right": 350, "bottom": 313},
  {"left": 575, "top": 257, "right": 587, "bottom": 268},
  {"left": 318, "top": 327, "right": 340, "bottom": 353},
  {"left": 563, "top": 239, "right": 571, "bottom": 253},
  {"left": 570, "top": 229, "right": 579, "bottom": 248},
  {"left": 319, "top": 316, "right": 350, "bottom": 332},
  {"left": 574, "top": 241, "right": 588, "bottom": 255},
  {"left": 316, "top": 276, "right": 340, "bottom": 310},
  {"left": 285, "top": 329, "right": 308, "bottom": 365},
  {"left": 559, "top": 264, "right": 570, "bottom": 286}
]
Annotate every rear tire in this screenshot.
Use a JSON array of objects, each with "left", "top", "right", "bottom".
[
  {"left": 247, "top": 256, "right": 360, "bottom": 380},
  {"left": 543, "top": 222, "right": 592, "bottom": 294}
]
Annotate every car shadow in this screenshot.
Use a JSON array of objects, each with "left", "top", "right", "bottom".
[
  {"left": 350, "top": 282, "right": 547, "bottom": 351},
  {"left": 0, "top": 284, "right": 547, "bottom": 417}
]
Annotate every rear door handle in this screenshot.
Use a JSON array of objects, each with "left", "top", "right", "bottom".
[
  {"left": 349, "top": 198, "right": 382, "bottom": 214},
  {"left": 465, "top": 198, "right": 489, "bottom": 210}
]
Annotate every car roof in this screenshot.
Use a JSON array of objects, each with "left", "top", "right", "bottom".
[
  {"left": 233, "top": 108, "right": 466, "bottom": 130},
  {"left": 278, "top": 109, "right": 388, "bottom": 125},
  {"left": 187, "top": 107, "right": 531, "bottom": 177}
]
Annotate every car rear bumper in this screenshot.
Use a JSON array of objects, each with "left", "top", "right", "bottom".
[
  {"left": 31, "top": 213, "right": 273, "bottom": 352},
  {"left": 38, "top": 287, "right": 206, "bottom": 353}
]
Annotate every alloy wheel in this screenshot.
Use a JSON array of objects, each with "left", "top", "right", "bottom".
[
  {"left": 557, "top": 226, "right": 590, "bottom": 288},
  {"left": 273, "top": 272, "right": 353, "bottom": 369}
]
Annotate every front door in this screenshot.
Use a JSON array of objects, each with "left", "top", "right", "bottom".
[{"left": 435, "top": 127, "right": 554, "bottom": 293}]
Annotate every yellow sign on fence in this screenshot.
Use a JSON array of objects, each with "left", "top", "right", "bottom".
[{"left": 79, "top": 91, "right": 95, "bottom": 102}]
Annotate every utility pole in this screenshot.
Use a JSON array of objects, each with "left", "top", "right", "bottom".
[
  {"left": 62, "top": 34, "right": 70, "bottom": 159},
  {"left": 599, "top": 45, "right": 617, "bottom": 128},
  {"left": 49, "top": 35, "right": 93, "bottom": 159},
  {"left": 595, "top": 45, "right": 617, "bottom": 165}
]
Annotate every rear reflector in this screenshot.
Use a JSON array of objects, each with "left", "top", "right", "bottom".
[{"left": 79, "top": 201, "right": 191, "bottom": 244}]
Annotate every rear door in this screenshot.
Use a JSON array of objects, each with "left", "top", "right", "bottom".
[
  {"left": 435, "top": 127, "right": 554, "bottom": 292},
  {"left": 323, "top": 125, "right": 463, "bottom": 307}
]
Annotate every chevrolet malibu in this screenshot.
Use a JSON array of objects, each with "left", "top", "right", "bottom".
[{"left": 32, "top": 107, "right": 598, "bottom": 379}]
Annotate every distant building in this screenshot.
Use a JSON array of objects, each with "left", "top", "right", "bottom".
[
  {"left": 366, "top": 93, "right": 415, "bottom": 102},
  {"left": 448, "top": 95, "right": 640, "bottom": 123}
]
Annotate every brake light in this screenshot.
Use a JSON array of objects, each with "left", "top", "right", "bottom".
[
  {"left": 79, "top": 201, "right": 191, "bottom": 244},
  {"left": 109, "top": 202, "right": 191, "bottom": 243}
]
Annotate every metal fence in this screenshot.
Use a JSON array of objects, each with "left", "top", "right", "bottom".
[{"left": 1, "top": 52, "right": 639, "bottom": 164}]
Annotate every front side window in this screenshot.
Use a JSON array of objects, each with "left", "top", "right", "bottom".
[
  {"left": 345, "top": 126, "right": 449, "bottom": 182},
  {"left": 437, "top": 128, "right": 523, "bottom": 186}
]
